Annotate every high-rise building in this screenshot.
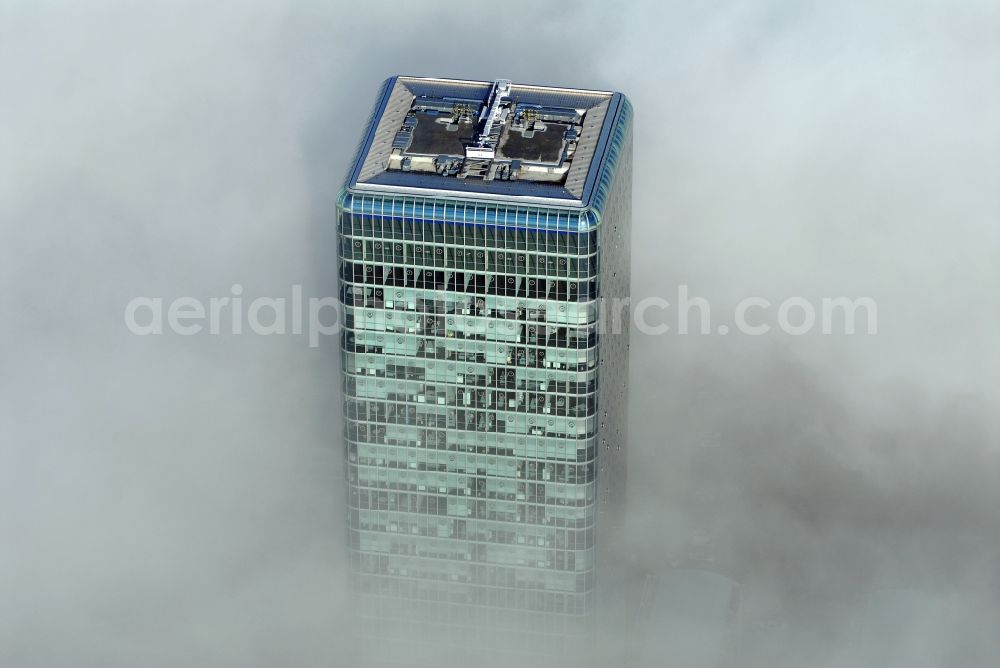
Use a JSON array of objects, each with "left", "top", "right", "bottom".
[{"left": 338, "top": 76, "right": 632, "bottom": 663}]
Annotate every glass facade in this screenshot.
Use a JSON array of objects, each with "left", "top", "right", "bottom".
[{"left": 338, "top": 78, "right": 632, "bottom": 664}]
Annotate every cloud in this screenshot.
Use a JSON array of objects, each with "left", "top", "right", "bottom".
[{"left": 1, "top": 1, "right": 997, "bottom": 666}]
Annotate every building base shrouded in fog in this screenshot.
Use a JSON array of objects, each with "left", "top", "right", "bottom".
[{"left": 337, "top": 76, "right": 632, "bottom": 665}]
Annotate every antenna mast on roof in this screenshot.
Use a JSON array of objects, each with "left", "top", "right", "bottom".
[{"left": 465, "top": 79, "right": 512, "bottom": 160}]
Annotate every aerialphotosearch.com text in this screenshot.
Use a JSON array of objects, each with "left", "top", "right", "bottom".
[{"left": 124, "top": 284, "right": 877, "bottom": 348}]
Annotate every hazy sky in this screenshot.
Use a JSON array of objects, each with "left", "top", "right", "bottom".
[{"left": 1, "top": 1, "right": 998, "bottom": 666}]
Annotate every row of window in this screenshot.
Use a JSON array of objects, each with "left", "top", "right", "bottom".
[
  {"left": 345, "top": 383, "right": 596, "bottom": 418},
  {"left": 357, "top": 551, "right": 591, "bottom": 584},
  {"left": 344, "top": 364, "right": 597, "bottom": 395},
  {"left": 353, "top": 521, "right": 594, "bottom": 566},
  {"left": 340, "top": 265, "right": 600, "bottom": 301},
  {"left": 352, "top": 465, "right": 595, "bottom": 498},
  {"left": 340, "top": 238, "right": 598, "bottom": 277},
  {"left": 345, "top": 309, "right": 598, "bottom": 349},
  {"left": 349, "top": 441, "right": 596, "bottom": 479},
  {"left": 355, "top": 535, "right": 588, "bottom": 584},
  {"left": 346, "top": 397, "right": 596, "bottom": 426},
  {"left": 355, "top": 548, "right": 591, "bottom": 580},
  {"left": 340, "top": 285, "right": 611, "bottom": 321},
  {"left": 350, "top": 467, "right": 595, "bottom": 505},
  {"left": 345, "top": 402, "right": 596, "bottom": 439},
  {"left": 349, "top": 446, "right": 595, "bottom": 483},
  {"left": 344, "top": 428, "right": 596, "bottom": 464},
  {"left": 347, "top": 485, "right": 595, "bottom": 529},
  {"left": 350, "top": 513, "right": 595, "bottom": 550},
  {"left": 339, "top": 214, "right": 598, "bottom": 253},
  {"left": 345, "top": 366, "right": 596, "bottom": 392},
  {"left": 350, "top": 546, "right": 593, "bottom": 590},
  {"left": 343, "top": 351, "right": 598, "bottom": 391},
  {"left": 344, "top": 420, "right": 597, "bottom": 457},
  {"left": 350, "top": 484, "right": 592, "bottom": 509},
  {"left": 344, "top": 337, "right": 597, "bottom": 372}
]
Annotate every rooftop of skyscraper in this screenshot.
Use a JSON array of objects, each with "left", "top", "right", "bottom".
[{"left": 345, "top": 76, "right": 630, "bottom": 207}]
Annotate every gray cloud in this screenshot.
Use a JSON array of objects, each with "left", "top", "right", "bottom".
[{"left": 1, "top": 1, "right": 998, "bottom": 666}]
